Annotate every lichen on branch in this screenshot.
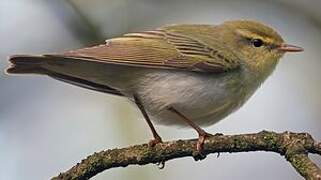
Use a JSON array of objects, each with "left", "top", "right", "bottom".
[{"left": 52, "top": 131, "right": 321, "bottom": 180}]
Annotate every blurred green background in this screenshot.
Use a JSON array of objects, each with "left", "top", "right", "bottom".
[{"left": 1, "top": 0, "right": 321, "bottom": 179}]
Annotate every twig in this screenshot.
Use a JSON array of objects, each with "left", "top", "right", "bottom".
[{"left": 52, "top": 131, "right": 321, "bottom": 180}]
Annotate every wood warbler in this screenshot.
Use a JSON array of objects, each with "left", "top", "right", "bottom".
[{"left": 6, "top": 20, "right": 303, "bottom": 152}]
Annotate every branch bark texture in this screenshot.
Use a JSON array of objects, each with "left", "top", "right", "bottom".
[{"left": 52, "top": 131, "right": 321, "bottom": 180}]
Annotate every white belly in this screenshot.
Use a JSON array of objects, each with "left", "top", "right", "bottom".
[
  {"left": 133, "top": 70, "right": 253, "bottom": 127},
  {"left": 44, "top": 61, "right": 257, "bottom": 127}
]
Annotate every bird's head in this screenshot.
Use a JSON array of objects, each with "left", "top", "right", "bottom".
[{"left": 218, "top": 20, "right": 303, "bottom": 75}]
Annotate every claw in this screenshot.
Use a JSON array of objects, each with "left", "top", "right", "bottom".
[
  {"left": 156, "top": 161, "right": 165, "bottom": 169},
  {"left": 148, "top": 136, "right": 165, "bottom": 169}
]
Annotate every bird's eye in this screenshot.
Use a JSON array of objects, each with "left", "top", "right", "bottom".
[{"left": 251, "top": 39, "right": 263, "bottom": 47}]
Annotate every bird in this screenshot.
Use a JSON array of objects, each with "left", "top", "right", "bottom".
[{"left": 6, "top": 20, "right": 303, "bottom": 153}]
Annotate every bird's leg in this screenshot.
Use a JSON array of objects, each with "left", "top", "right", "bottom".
[
  {"left": 168, "top": 107, "right": 212, "bottom": 153},
  {"left": 134, "top": 95, "right": 162, "bottom": 147}
]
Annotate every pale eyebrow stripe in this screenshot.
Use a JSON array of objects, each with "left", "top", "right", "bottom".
[{"left": 235, "top": 29, "right": 274, "bottom": 44}]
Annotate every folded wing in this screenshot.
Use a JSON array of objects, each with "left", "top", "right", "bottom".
[{"left": 48, "top": 27, "right": 240, "bottom": 73}]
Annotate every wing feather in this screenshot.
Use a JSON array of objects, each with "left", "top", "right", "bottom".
[{"left": 48, "top": 27, "right": 240, "bottom": 73}]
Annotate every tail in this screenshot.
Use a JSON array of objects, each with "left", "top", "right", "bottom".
[
  {"left": 6, "top": 55, "right": 124, "bottom": 96},
  {"left": 6, "top": 55, "right": 49, "bottom": 75}
]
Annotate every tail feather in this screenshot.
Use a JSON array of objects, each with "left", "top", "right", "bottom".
[
  {"left": 6, "top": 55, "right": 125, "bottom": 96},
  {"left": 6, "top": 55, "right": 49, "bottom": 74}
]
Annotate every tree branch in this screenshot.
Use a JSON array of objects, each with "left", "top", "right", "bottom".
[{"left": 52, "top": 131, "right": 321, "bottom": 180}]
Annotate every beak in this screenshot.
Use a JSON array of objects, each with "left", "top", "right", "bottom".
[{"left": 278, "top": 43, "right": 304, "bottom": 52}]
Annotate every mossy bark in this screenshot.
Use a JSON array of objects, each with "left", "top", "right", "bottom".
[{"left": 52, "top": 131, "right": 321, "bottom": 180}]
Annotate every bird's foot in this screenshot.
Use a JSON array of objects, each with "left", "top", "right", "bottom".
[
  {"left": 149, "top": 136, "right": 165, "bottom": 169},
  {"left": 192, "top": 132, "right": 213, "bottom": 161},
  {"left": 148, "top": 136, "right": 163, "bottom": 147},
  {"left": 196, "top": 132, "right": 213, "bottom": 153}
]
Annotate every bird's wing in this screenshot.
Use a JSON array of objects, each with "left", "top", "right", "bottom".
[{"left": 47, "top": 27, "right": 240, "bottom": 73}]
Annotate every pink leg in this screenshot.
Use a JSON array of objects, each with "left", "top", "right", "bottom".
[
  {"left": 168, "top": 107, "right": 212, "bottom": 153},
  {"left": 134, "top": 95, "right": 162, "bottom": 146}
]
